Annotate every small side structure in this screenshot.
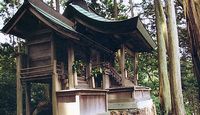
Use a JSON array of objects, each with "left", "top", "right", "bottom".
[{"left": 1, "top": 0, "right": 156, "bottom": 115}]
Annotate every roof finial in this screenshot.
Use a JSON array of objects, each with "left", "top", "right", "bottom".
[{"left": 65, "top": 0, "right": 73, "bottom": 6}]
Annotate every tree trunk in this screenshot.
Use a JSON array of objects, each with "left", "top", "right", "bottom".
[
  {"left": 55, "top": 0, "right": 59, "bottom": 12},
  {"left": 50, "top": 0, "right": 53, "bottom": 8},
  {"left": 154, "top": 0, "right": 172, "bottom": 114},
  {"left": 183, "top": 0, "right": 200, "bottom": 101},
  {"left": 129, "top": 0, "right": 134, "bottom": 17},
  {"left": 113, "top": 0, "right": 118, "bottom": 19},
  {"left": 166, "top": 0, "right": 186, "bottom": 114}
]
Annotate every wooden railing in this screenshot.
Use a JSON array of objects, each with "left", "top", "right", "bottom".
[
  {"left": 91, "top": 62, "right": 123, "bottom": 85},
  {"left": 56, "top": 62, "right": 67, "bottom": 80},
  {"left": 108, "top": 66, "right": 122, "bottom": 85},
  {"left": 21, "top": 65, "right": 53, "bottom": 77}
]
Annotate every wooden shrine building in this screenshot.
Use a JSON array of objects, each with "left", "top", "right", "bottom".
[{"left": 1, "top": 0, "right": 156, "bottom": 115}]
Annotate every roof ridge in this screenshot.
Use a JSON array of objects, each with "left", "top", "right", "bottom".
[
  {"left": 29, "top": 3, "right": 76, "bottom": 32},
  {"left": 29, "top": 0, "right": 74, "bottom": 27},
  {"left": 69, "top": 4, "right": 140, "bottom": 23}
]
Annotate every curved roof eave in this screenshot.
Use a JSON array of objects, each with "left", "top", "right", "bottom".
[
  {"left": 64, "top": 4, "right": 156, "bottom": 51},
  {"left": 64, "top": 4, "right": 139, "bottom": 34}
]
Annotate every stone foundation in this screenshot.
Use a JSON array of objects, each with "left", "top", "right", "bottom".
[
  {"left": 107, "top": 86, "right": 156, "bottom": 115},
  {"left": 109, "top": 100, "right": 156, "bottom": 115}
]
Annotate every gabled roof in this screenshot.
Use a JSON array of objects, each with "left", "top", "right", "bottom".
[
  {"left": 63, "top": 3, "right": 156, "bottom": 52},
  {"left": 1, "top": 0, "right": 79, "bottom": 40},
  {"left": 1, "top": 0, "right": 113, "bottom": 53}
]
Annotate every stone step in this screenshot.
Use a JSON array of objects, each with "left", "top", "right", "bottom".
[
  {"left": 77, "top": 76, "right": 85, "bottom": 81},
  {"left": 78, "top": 80, "right": 87, "bottom": 84},
  {"left": 97, "top": 112, "right": 110, "bottom": 115},
  {"left": 76, "top": 84, "right": 90, "bottom": 89},
  {"left": 77, "top": 76, "right": 89, "bottom": 89}
]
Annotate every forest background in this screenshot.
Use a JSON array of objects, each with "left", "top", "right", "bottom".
[{"left": 0, "top": 0, "right": 199, "bottom": 115}]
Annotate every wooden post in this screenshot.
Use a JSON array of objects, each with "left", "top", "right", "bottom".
[
  {"left": 52, "top": 60, "right": 61, "bottom": 115},
  {"left": 16, "top": 44, "right": 23, "bottom": 115},
  {"left": 51, "top": 38, "right": 59, "bottom": 115},
  {"left": 52, "top": 61, "right": 59, "bottom": 115},
  {"left": 133, "top": 53, "right": 138, "bottom": 85},
  {"left": 105, "top": 93, "right": 108, "bottom": 112},
  {"left": 68, "top": 42, "right": 75, "bottom": 89},
  {"left": 55, "top": 0, "right": 60, "bottom": 12},
  {"left": 86, "top": 61, "right": 94, "bottom": 88},
  {"left": 25, "top": 83, "right": 31, "bottom": 115},
  {"left": 74, "top": 71, "right": 78, "bottom": 87},
  {"left": 120, "top": 44, "right": 126, "bottom": 86},
  {"left": 103, "top": 72, "right": 110, "bottom": 89},
  {"left": 125, "top": 69, "right": 128, "bottom": 78}
]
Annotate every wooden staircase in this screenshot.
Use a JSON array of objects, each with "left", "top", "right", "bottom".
[
  {"left": 104, "top": 64, "right": 134, "bottom": 87},
  {"left": 76, "top": 76, "right": 90, "bottom": 89},
  {"left": 108, "top": 66, "right": 122, "bottom": 85}
]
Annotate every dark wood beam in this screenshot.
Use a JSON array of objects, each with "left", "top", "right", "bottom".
[
  {"left": 5, "top": 10, "right": 27, "bottom": 34},
  {"left": 29, "top": 7, "right": 80, "bottom": 40}
]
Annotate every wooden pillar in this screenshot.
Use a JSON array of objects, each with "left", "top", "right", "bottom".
[
  {"left": 16, "top": 44, "right": 23, "bottom": 115},
  {"left": 51, "top": 38, "right": 59, "bottom": 115},
  {"left": 52, "top": 62, "right": 59, "bottom": 115},
  {"left": 55, "top": 0, "right": 60, "bottom": 12},
  {"left": 91, "top": 76, "right": 95, "bottom": 88},
  {"left": 133, "top": 53, "right": 138, "bottom": 85},
  {"left": 68, "top": 42, "right": 75, "bottom": 89},
  {"left": 120, "top": 44, "right": 126, "bottom": 86},
  {"left": 86, "top": 61, "right": 94, "bottom": 88},
  {"left": 25, "top": 83, "right": 31, "bottom": 115},
  {"left": 103, "top": 72, "right": 110, "bottom": 89},
  {"left": 74, "top": 67, "right": 77, "bottom": 88}
]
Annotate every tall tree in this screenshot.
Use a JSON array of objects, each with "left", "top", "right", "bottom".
[
  {"left": 129, "top": 0, "right": 134, "bottom": 17},
  {"left": 154, "top": 0, "right": 172, "bottom": 114},
  {"left": 182, "top": 0, "right": 200, "bottom": 101},
  {"left": 166, "top": 0, "right": 185, "bottom": 114},
  {"left": 113, "top": 0, "right": 118, "bottom": 18}
]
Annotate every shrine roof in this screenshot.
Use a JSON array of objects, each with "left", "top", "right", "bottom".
[
  {"left": 30, "top": 3, "right": 75, "bottom": 32},
  {"left": 70, "top": 4, "right": 110, "bottom": 22},
  {"left": 1, "top": 0, "right": 114, "bottom": 53},
  {"left": 1, "top": 0, "right": 79, "bottom": 39},
  {"left": 63, "top": 4, "right": 156, "bottom": 52}
]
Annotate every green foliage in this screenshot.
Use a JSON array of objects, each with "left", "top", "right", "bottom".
[
  {"left": 0, "top": 0, "right": 21, "bottom": 24},
  {"left": 0, "top": 43, "right": 16, "bottom": 115},
  {"left": 125, "top": 53, "right": 134, "bottom": 76},
  {"left": 30, "top": 83, "right": 50, "bottom": 109},
  {"left": 92, "top": 66, "right": 103, "bottom": 77},
  {"left": 72, "top": 60, "right": 86, "bottom": 76},
  {"left": 138, "top": 52, "right": 160, "bottom": 114},
  {"left": 0, "top": 0, "right": 199, "bottom": 114},
  {"left": 89, "top": 0, "right": 128, "bottom": 20}
]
